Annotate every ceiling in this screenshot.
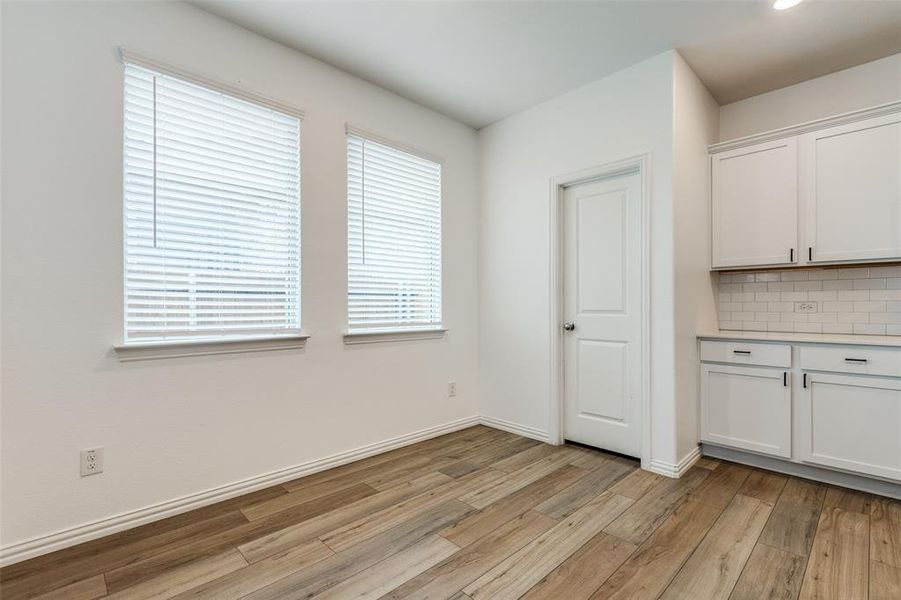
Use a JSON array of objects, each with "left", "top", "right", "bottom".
[{"left": 192, "top": 0, "right": 901, "bottom": 129}]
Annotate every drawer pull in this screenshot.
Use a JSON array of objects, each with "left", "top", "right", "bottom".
[
  {"left": 733, "top": 350, "right": 751, "bottom": 355},
  {"left": 783, "top": 372, "right": 788, "bottom": 387},
  {"left": 844, "top": 358, "right": 868, "bottom": 363}
]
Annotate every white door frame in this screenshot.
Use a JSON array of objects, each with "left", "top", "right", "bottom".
[{"left": 548, "top": 154, "right": 652, "bottom": 470}]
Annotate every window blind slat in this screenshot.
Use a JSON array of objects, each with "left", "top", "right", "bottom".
[
  {"left": 124, "top": 63, "right": 301, "bottom": 343},
  {"left": 347, "top": 133, "right": 442, "bottom": 332}
]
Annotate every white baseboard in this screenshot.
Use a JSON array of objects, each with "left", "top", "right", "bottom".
[
  {"left": 649, "top": 445, "right": 702, "bottom": 479},
  {"left": 0, "top": 415, "right": 481, "bottom": 567},
  {"left": 479, "top": 415, "right": 550, "bottom": 443}
]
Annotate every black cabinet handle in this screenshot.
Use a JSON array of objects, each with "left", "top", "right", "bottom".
[
  {"left": 803, "top": 373, "right": 808, "bottom": 388},
  {"left": 844, "top": 358, "right": 868, "bottom": 363},
  {"left": 733, "top": 350, "right": 751, "bottom": 355},
  {"left": 790, "top": 248, "right": 794, "bottom": 262},
  {"left": 808, "top": 247, "right": 813, "bottom": 261},
  {"left": 783, "top": 372, "right": 788, "bottom": 387}
]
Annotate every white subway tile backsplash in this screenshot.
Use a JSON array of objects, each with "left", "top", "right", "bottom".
[
  {"left": 853, "top": 278, "right": 886, "bottom": 290},
  {"left": 853, "top": 301, "right": 886, "bottom": 313},
  {"left": 839, "top": 267, "right": 869, "bottom": 279},
  {"left": 838, "top": 290, "right": 870, "bottom": 301},
  {"left": 871, "top": 289, "right": 901, "bottom": 301},
  {"left": 823, "top": 280, "right": 854, "bottom": 291},
  {"left": 822, "top": 323, "right": 853, "bottom": 334},
  {"left": 808, "top": 291, "right": 838, "bottom": 302},
  {"left": 794, "top": 281, "right": 823, "bottom": 292},
  {"left": 869, "top": 265, "right": 901, "bottom": 278},
  {"left": 718, "top": 266, "right": 901, "bottom": 336},
  {"left": 853, "top": 323, "right": 887, "bottom": 335},
  {"left": 781, "top": 271, "right": 810, "bottom": 281}
]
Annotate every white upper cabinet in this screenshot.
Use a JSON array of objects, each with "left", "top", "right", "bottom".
[
  {"left": 802, "top": 113, "right": 901, "bottom": 263},
  {"left": 709, "top": 103, "right": 901, "bottom": 270},
  {"left": 711, "top": 138, "right": 798, "bottom": 269}
]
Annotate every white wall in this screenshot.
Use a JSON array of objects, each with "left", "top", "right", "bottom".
[
  {"left": 0, "top": 1, "right": 480, "bottom": 553},
  {"left": 478, "top": 53, "right": 679, "bottom": 465},
  {"left": 671, "top": 53, "right": 720, "bottom": 464},
  {"left": 720, "top": 53, "right": 901, "bottom": 141}
]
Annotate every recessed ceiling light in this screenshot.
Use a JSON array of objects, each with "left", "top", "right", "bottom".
[{"left": 773, "top": 0, "right": 803, "bottom": 9}]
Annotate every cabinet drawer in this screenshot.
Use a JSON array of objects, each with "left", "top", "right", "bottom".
[
  {"left": 800, "top": 345, "right": 901, "bottom": 378},
  {"left": 700, "top": 340, "right": 791, "bottom": 368}
]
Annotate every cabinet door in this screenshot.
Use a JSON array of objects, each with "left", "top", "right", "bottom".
[
  {"left": 800, "top": 372, "right": 901, "bottom": 482},
  {"left": 803, "top": 113, "right": 901, "bottom": 263},
  {"left": 711, "top": 138, "right": 798, "bottom": 269},
  {"left": 700, "top": 363, "right": 791, "bottom": 458}
]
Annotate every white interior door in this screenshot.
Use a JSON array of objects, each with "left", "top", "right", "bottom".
[{"left": 562, "top": 172, "right": 642, "bottom": 457}]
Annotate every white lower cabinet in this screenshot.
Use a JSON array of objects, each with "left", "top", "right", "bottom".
[
  {"left": 700, "top": 363, "right": 792, "bottom": 458},
  {"left": 800, "top": 372, "right": 901, "bottom": 482},
  {"left": 700, "top": 338, "right": 901, "bottom": 486}
]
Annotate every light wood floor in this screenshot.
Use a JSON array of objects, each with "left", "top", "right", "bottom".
[{"left": 2, "top": 425, "right": 900, "bottom": 599}]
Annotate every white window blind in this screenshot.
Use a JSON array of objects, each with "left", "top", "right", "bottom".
[
  {"left": 123, "top": 62, "right": 301, "bottom": 343},
  {"left": 347, "top": 132, "right": 442, "bottom": 332}
]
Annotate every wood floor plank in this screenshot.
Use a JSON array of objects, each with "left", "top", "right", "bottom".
[
  {"left": 603, "top": 467, "right": 710, "bottom": 545},
  {"left": 728, "top": 544, "right": 807, "bottom": 600},
  {"left": 439, "top": 464, "right": 589, "bottom": 547},
  {"left": 870, "top": 496, "right": 901, "bottom": 569},
  {"left": 242, "top": 477, "right": 372, "bottom": 521},
  {"left": 105, "top": 548, "right": 248, "bottom": 600},
  {"left": 534, "top": 459, "right": 632, "bottom": 519},
  {"left": 386, "top": 510, "right": 557, "bottom": 599},
  {"left": 237, "top": 471, "right": 451, "bottom": 563},
  {"left": 823, "top": 486, "right": 872, "bottom": 514},
  {"left": 695, "top": 457, "right": 721, "bottom": 470},
  {"left": 489, "top": 443, "right": 558, "bottom": 473},
  {"left": 242, "top": 501, "right": 474, "bottom": 600},
  {"left": 607, "top": 467, "right": 665, "bottom": 500},
  {"left": 313, "top": 535, "right": 460, "bottom": 600},
  {"left": 463, "top": 491, "right": 634, "bottom": 600},
  {"left": 871, "top": 560, "right": 901, "bottom": 600},
  {"left": 459, "top": 451, "right": 579, "bottom": 509},
  {"left": 170, "top": 540, "right": 332, "bottom": 600},
  {"left": 0, "top": 510, "right": 249, "bottom": 599},
  {"left": 758, "top": 478, "right": 827, "bottom": 556},
  {"left": 102, "top": 482, "right": 376, "bottom": 593},
  {"left": 737, "top": 469, "right": 788, "bottom": 506},
  {"left": 519, "top": 531, "right": 636, "bottom": 600},
  {"left": 592, "top": 498, "right": 722, "bottom": 600},
  {"left": 660, "top": 494, "right": 772, "bottom": 600},
  {"left": 30, "top": 575, "right": 106, "bottom": 600},
  {"left": 798, "top": 507, "right": 869, "bottom": 600},
  {"left": 320, "top": 469, "right": 505, "bottom": 551},
  {"left": 686, "top": 463, "right": 753, "bottom": 509}
]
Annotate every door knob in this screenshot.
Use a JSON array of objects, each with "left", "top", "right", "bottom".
[{"left": 563, "top": 321, "right": 575, "bottom": 331}]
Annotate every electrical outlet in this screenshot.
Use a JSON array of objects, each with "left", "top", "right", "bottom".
[
  {"left": 447, "top": 382, "right": 457, "bottom": 397},
  {"left": 795, "top": 302, "right": 818, "bottom": 313},
  {"left": 80, "top": 447, "right": 104, "bottom": 477}
]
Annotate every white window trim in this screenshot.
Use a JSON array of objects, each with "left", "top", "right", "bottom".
[
  {"left": 113, "top": 334, "right": 309, "bottom": 362},
  {"left": 117, "top": 49, "right": 304, "bottom": 352},
  {"left": 343, "top": 328, "right": 447, "bottom": 345}
]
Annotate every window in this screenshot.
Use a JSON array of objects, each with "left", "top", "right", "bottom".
[
  {"left": 346, "top": 131, "right": 442, "bottom": 333},
  {"left": 122, "top": 59, "right": 301, "bottom": 344}
]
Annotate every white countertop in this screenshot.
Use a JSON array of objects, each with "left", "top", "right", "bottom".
[{"left": 698, "top": 330, "right": 901, "bottom": 348}]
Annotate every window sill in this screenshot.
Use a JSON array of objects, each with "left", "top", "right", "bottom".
[
  {"left": 113, "top": 334, "right": 309, "bottom": 362},
  {"left": 343, "top": 329, "right": 447, "bottom": 345}
]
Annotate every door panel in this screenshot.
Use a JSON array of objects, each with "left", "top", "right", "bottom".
[
  {"left": 700, "top": 363, "right": 792, "bottom": 458},
  {"left": 563, "top": 172, "right": 642, "bottom": 457},
  {"left": 711, "top": 139, "right": 798, "bottom": 268},
  {"left": 804, "top": 114, "right": 901, "bottom": 263},
  {"left": 800, "top": 372, "right": 901, "bottom": 482}
]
